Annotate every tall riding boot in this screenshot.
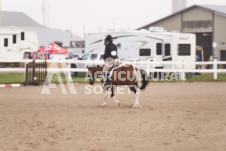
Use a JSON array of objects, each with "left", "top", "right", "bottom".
[{"left": 104, "top": 72, "right": 111, "bottom": 86}]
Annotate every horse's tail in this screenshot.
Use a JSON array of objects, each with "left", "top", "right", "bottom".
[{"left": 139, "top": 69, "right": 149, "bottom": 90}]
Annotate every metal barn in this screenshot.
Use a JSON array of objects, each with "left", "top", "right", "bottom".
[{"left": 138, "top": 5, "right": 226, "bottom": 66}]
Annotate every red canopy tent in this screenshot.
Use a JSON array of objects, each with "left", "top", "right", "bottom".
[{"left": 37, "top": 42, "right": 68, "bottom": 54}]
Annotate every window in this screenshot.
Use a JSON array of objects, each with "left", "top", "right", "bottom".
[
  {"left": 183, "top": 20, "right": 212, "bottom": 29},
  {"left": 203, "top": 20, "right": 212, "bottom": 28},
  {"left": 139, "top": 49, "right": 151, "bottom": 56},
  {"left": 165, "top": 44, "right": 171, "bottom": 56},
  {"left": 4, "top": 38, "right": 8, "bottom": 47},
  {"left": 81, "top": 54, "right": 89, "bottom": 60},
  {"left": 187, "top": 21, "right": 195, "bottom": 28},
  {"left": 21, "top": 32, "right": 25, "bottom": 40},
  {"left": 178, "top": 44, "right": 191, "bottom": 56},
  {"left": 13, "top": 35, "right": 17, "bottom": 44},
  {"left": 156, "top": 43, "right": 162, "bottom": 55},
  {"left": 195, "top": 21, "right": 203, "bottom": 28},
  {"left": 91, "top": 54, "right": 98, "bottom": 60}
]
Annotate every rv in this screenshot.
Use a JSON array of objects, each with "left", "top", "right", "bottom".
[
  {"left": 85, "top": 27, "right": 196, "bottom": 70},
  {"left": 0, "top": 28, "right": 39, "bottom": 60}
]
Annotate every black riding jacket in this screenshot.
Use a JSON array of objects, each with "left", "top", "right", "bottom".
[{"left": 104, "top": 42, "right": 118, "bottom": 60}]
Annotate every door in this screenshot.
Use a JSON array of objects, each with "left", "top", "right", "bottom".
[
  {"left": 154, "top": 42, "right": 163, "bottom": 68},
  {"left": 220, "top": 50, "right": 226, "bottom": 69},
  {"left": 195, "top": 33, "right": 212, "bottom": 61}
]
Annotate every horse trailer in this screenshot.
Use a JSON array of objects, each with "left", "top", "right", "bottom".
[{"left": 85, "top": 27, "right": 196, "bottom": 70}]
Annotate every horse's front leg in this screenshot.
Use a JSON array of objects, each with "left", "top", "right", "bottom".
[
  {"left": 101, "top": 90, "right": 107, "bottom": 107},
  {"left": 111, "top": 86, "right": 120, "bottom": 106}
]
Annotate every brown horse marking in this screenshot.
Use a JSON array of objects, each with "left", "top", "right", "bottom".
[{"left": 87, "top": 64, "right": 149, "bottom": 108}]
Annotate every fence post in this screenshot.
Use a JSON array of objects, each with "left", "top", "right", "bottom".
[
  {"left": 44, "top": 60, "right": 49, "bottom": 86},
  {"left": 67, "top": 61, "right": 72, "bottom": 82},
  {"left": 213, "top": 58, "right": 217, "bottom": 80},
  {"left": 24, "top": 62, "right": 28, "bottom": 86},
  {"left": 24, "top": 62, "right": 27, "bottom": 84},
  {"left": 32, "top": 60, "right": 36, "bottom": 84}
]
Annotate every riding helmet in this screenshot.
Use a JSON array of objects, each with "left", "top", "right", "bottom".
[{"left": 105, "top": 35, "right": 113, "bottom": 41}]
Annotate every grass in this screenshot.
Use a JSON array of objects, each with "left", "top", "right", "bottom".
[
  {"left": 0, "top": 73, "right": 88, "bottom": 84},
  {"left": 186, "top": 74, "right": 226, "bottom": 82},
  {"left": 150, "top": 73, "right": 226, "bottom": 82},
  {"left": 1, "top": 73, "right": 226, "bottom": 84},
  {"left": 0, "top": 73, "right": 25, "bottom": 84}
]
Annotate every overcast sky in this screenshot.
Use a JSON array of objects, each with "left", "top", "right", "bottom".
[{"left": 2, "top": 0, "right": 226, "bottom": 37}]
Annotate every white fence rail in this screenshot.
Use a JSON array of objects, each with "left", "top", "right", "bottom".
[{"left": 1, "top": 59, "right": 226, "bottom": 80}]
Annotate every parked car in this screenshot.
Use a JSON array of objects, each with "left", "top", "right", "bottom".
[{"left": 71, "top": 53, "right": 104, "bottom": 76}]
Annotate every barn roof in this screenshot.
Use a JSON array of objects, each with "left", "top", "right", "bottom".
[
  {"left": 1, "top": 11, "right": 83, "bottom": 47},
  {"left": 138, "top": 4, "right": 226, "bottom": 30},
  {"left": 2, "top": 11, "right": 43, "bottom": 27},
  {"left": 18, "top": 26, "right": 83, "bottom": 48},
  {"left": 201, "top": 5, "right": 226, "bottom": 15}
]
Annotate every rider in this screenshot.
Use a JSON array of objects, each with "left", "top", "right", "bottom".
[{"left": 103, "top": 35, "right": 118, "bottom": 86}]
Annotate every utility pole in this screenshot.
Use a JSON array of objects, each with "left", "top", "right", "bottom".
[
  {"left": 83, "top": 25, "right": 86, "bottom": 38},
  {"left": 113, "top": 18, "right": 116, "bottom": 32},
  {"left": 99, "top": 25, "right": 101, "bottom": 33},
  {"left": 42, "top": 0, "right": 50, "bottom": 26},
  {"left": 70, "top": 26, "right": 72, "bottom": 38}
]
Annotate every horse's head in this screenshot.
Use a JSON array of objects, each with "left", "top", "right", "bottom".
[{"left": 86, "top": 65, "right": 103, "bottom": 85}]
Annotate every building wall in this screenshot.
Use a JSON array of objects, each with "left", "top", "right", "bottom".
[
  {"left": 149, "top": 7, "right": 213, "bottom": 33},
  {"left": 213, "top": 13, "right": 226, "bottom": 61},
  {"left": 182, "top": 7, "right": 212, "bottom": 33},
  {"left": 183, "top": 7, "right": 212, "bottom": 21},
  {"left": 148, "top": 14, "right": 182, "bottom": 32}
]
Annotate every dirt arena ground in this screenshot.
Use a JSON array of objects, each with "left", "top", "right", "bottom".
[{"left": 0, "top": 82, "right": 226, "bottom": 151}]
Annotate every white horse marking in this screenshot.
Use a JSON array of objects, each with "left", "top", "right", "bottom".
[{"left": 112, "top": 96, "right": 120, "bottom": 105}]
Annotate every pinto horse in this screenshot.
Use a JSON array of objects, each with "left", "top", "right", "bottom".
[{"left": 86, "top": 64, "right": 149, "bottom": 108}]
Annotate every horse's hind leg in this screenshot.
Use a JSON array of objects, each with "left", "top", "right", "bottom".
[
  {"left": 130, "top": 84, "right": 141, "bottom": 108},
  {"left": 111, "top": 86, "right": 120, "bottom": 106},
  {"left": 133, "top": 88, "right": 141, "bottom": 108},
  {"left": 129, "top": 85, "right": 136, "bottom": 94}
]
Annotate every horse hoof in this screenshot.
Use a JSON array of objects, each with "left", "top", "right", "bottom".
[
  {"left": 132, "top": 104, "right": 142, "bottom": 108},
  {"left": 101, "top": 103, "right": 106, "bottom": 107}
]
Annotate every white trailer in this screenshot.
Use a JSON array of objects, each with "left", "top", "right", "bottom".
[
  {"left": 85, "top": 27, "right": 196, "bottom": 70},
  {"left": 0, "top": 28, "right": 39, "bottom": 60}
]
